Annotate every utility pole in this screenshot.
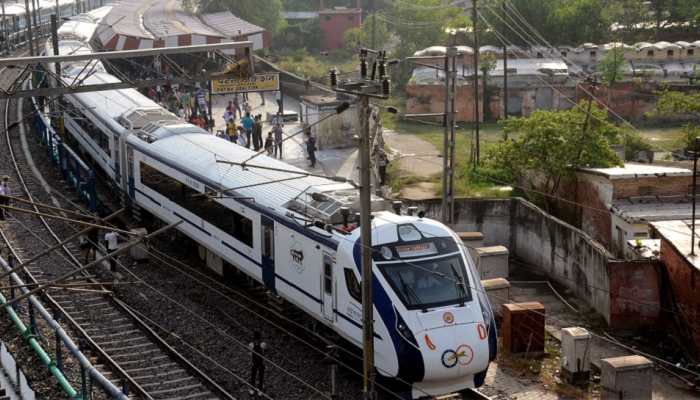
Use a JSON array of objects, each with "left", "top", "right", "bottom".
[
  {"left": 331, "top": 48, "right": 392, "bottom": 400},
  {"left": 441, "top": 32, "right": 457, "bottom": 225},
  {"left": 50, "top": 14, "right": 65, "bottom": 139},
  {"left": 472, "top": 0, "right": 480, "bottom": 167},
  {"left": 23, "top": 0, "right": 35, "bottom": 56},
  {"left": 370, "top": 0, "right": 376, "bottom": 49},
  {"left": 502, "top": 0, "right": 508, "bottom": 122},
  {"left": 1, "top": 0, "right": 7, "bottom": 54},
  {"left": 692, "top": 137, "right": 698, "bottom": 256}
]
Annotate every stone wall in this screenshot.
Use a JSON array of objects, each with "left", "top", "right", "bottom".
[
  {"left": 612, "top": 175, "right": 691, "bottom": 199},
  {"left": 405, "top": 83, "right": 484, "bottom": 123}
]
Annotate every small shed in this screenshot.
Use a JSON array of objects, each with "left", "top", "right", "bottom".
[{"left": 299, "top": 95, "right": 358, "bottom": 149}]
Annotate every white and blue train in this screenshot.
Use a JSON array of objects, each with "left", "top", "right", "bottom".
[{"left": 42, "top": 11, "right": 497, "bottom": 399}]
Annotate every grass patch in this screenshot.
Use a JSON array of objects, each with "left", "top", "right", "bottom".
[
  {"left": 271, "top": 49, "right": 356, "bottom": 84},
  {"left": 498, "top": 333, "right": 595, "bottom": 399},
  {"left": 636, "top": 126, "right": 686, "bottom": 152}
]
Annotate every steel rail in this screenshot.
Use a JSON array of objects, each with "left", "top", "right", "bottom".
[{"left": 3, "top": 69, "right": 144, "bottom": 399}]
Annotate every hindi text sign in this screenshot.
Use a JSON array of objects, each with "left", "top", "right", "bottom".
[{"left": 212, "top": 73, "right": 280, "bottom": 94}]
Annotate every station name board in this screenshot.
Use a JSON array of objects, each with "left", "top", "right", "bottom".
[{"left": 212, "top": 73, "right": 280, "bottom": 94}]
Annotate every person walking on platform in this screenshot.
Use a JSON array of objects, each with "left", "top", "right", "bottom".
[
  {"left": 264, "top": 132, "right": 274, "bottom": 156},
  {"left": 0, "top": 176, "right": 10, "bottom": 220},
  {"left": 252, "top": 115, "right": 263, "bottom": 151},
  {"left": 104, "top": 230, "right": 119, "bottom": 272},
  {"left": 248, "top": 331, "right": 267, "bottom": 396}
]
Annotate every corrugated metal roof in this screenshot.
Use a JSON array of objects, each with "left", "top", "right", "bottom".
[
  {"left": 200, "top": 11, "right": 265, "bottom": 38},
  {"left": 145, "top": 0, "right": 222, "bottom": 38},
  {"left": 132, "top": 133, "right": 356, "bottom": 212},
  {"left": 102, "top": 0, "right": 154, "bottom": 38},
  {"left": 283, "top": 11, "right": 319, "bottom": 19}
]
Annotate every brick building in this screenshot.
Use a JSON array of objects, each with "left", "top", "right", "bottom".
[
  {"left": 650, "top": 220, "right": 700, "bottom": 358},
  {"left": 318, "top": 0, "right": 362, "bottom": 51},
  {"left": 576, "top": 164, "right": 693, "bottom": 256}
]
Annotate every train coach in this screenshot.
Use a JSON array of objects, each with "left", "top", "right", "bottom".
[{"left": 39, "top": 12, "right": 497, "bottom": 399}]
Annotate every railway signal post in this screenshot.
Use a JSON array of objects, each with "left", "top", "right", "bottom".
[{"left": 331, "top": 49, "right": 391, "bottom": 400}]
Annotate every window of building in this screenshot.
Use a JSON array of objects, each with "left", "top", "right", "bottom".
[
  {"left": 347, "top": 15, "right": 354, "bottom": 21},
  {"left": 344, "top": 268, "right": 361, "bottom": 303},
  {"left": 688, "top": 49, "right": 695, "bottom": 56},
  {"left": 647, "top": 50, "right": 654, "bottom": 57},
  {"left": 325, "top": 15, "right": 332, "bottom": 21},
  {"left": 561, "top": 51, "right": 567, "bottom": 58},
  {"left": 667, "top": 50, "right": 674, "bottom": 57},
  {"left": 140, "top": 162, "right": 253, "bottom": 247},
  {"left": 590, "top": 51, "right": 596, "bottom": 58}
]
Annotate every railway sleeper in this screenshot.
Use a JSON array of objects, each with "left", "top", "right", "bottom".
[
  {"left": 109, "top": 348, "right": 161, "bottom": 360},
  {"left": 98, "top": 335, "right": 150, "bottom": 347},
  {"left": 139, "top": 376, "right": 199, "bottom": 390},
  {"left": 147, "top": 383, "right": 209, "bottom": 396},
  {"left": 90, "top": 329, "right": 141, "bottom": 340},
  {"left": 159, "top": 393, "right": 218, "bottom": 400},
  {"left": 83, "top": 322, "right": 134, "bottom": 332},
  {"left": 112, "top": 354, "right": 169, "bottom": 367},
  {"left": 103, "top": 341, "right": 158, "bottom": 353},
  {"left": 124, "top": 362, "right": 179, "bottom": 375},
  {"left": 128, "top": 369, "right": 190, "bottom": 382}
]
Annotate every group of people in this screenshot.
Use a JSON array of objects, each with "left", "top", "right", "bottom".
[{"left": 220, "top": 102, "right": 290, "bottom": 161}]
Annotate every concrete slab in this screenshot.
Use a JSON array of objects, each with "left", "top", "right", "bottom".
[{"left": 600, "top": 355, "right": 653, "bottom": 400}]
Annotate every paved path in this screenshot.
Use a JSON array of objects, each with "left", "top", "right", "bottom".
[
  {"left": 210, "top": 92, "right": 357, "bottom": 181},
  {"left": 383, "top": 129, "right": 442, "bottom": 199}
]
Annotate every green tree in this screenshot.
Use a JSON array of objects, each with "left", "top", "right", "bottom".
[
  {"left": 653, "top": 90, "right": 700, "bottom": 150},
  {"left": 485, "top": 104, "right": 621, "bottom": 198},
  {"left": 598, "top": 45, "right": 626, "bottom": 86},
  {"left": 198, "top": 0, "right": 286, "bottom": 34},
  {"left": 343, "top": 14, "right": 390, "bottom": 50},
  {"left": 550, "top": 0, "right": 611, "bottom": 45}
]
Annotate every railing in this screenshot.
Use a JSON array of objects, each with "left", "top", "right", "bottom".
[{"left": 30, "top": 95, "right": 97, "bottom": 212}]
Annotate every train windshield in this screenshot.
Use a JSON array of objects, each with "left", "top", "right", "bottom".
[{"left": 379, "top": 252, "right": 473, "bottom": 310}]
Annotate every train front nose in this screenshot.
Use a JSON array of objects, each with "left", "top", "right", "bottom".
[{"left": 412, "top": 317, "right": 491, "bottom": 396}]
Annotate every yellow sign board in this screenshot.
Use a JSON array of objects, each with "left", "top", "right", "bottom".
[{"left": 212, "top": 73, "right": 280, "bottom": 94}]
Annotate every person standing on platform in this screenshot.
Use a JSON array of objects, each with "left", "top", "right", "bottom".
[
  {"left": 241, "top": 112, "right": 254, "bottom": 149},
  {"left": 272, "top": 119, "right": 284, "bottom": 159},
  {"left": 248, "top": 331, "right": 267, "bottom": 396},
  {"left": 252, "top": 115, "right": 263, "bottom": 151},
  {"left": 305, "top": 130, "right": 317, "bottom": 168},
  {"left": 264, "top": 132, "right": 274, "bottom": 156},
  {"left": 275, "top": 90, "right": 282, "bottom": 114}
]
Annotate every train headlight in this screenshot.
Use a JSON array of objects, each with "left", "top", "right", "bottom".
[{"left": 381, "top": 246, "right": 392, "bottom": 260}]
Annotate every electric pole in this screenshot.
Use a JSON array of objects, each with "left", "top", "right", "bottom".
[
  {"left": 331, "top": 48, "right": 392, "bottom": 400},
  {"left": 370, "top": 0, "right": 376, "bottom": 49},
  {"left": 1, "top": 0, "right": 7, "bottom": 54},
  {"left": 502, "top": 0, "right": 508, "bottom": 122},
  {"left": 692, "top": 137, "right": 698, "bottom": 256},
  {"left": 24, "top": 0, "right": 35, "bottom": 56},
  {"left": 472, "top": 0, "right": 480, "bottom": 167},
  {"left": 441, "top": 32, "right": 457, "bottom": 225}
]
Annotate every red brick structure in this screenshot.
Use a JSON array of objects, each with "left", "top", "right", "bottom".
[
  {"left": 502, "top": 302, "right": 545, "bottom": 355},
  {"left": 405, "top": 82, "right": 484, "bottom": 122},
  {"left": 319, "top": 0, "right": 362, "bottom": 51},
  {"left": 575, "top": 164, "right": 693, "bottom": 256},
  {"left": 651, "top": 220, "right": 700, "bottom": 358}
]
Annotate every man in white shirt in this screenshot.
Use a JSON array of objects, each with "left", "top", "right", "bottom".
[
  {"left": 104, "top": 231, "right": 119, "bottom": 272},
  {"left": 0, "top": 176, "right": 9, "bottom": 221}
]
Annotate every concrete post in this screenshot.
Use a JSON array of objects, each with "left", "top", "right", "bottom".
[
  {"left": 502, "top": 302, "right": 545, "bottom": 355},
  {"left": 560, "top": 327, "right": 591, "bottom": 385},
  {"left": 475, "top": 245, "right": 509, "bottom": 279},
  {"left": 600, "top": 355, "right": 653, "bottom": 400},
  {"left": 481, "top": 278, "right": 510, "bottom": 317}
]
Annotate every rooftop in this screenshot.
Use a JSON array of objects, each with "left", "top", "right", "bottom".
[
  {"left": 579, "top": 163, "right": 691, "bottom": 179},
  {"left": 651, "top": 220, "right": 700, "bottom": 271},
  {"left": 318, "top": 6, "right": 362, "bottom": 14},
  {"left": 201, "top": 11, "right": 265, "bottom": 37},
  {"left": 612, "top": 196, "right": 700, "bottom": 223}
]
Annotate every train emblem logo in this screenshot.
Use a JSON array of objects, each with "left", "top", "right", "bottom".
[
  {"left": 441, "top": 344, "right": 474, "bottom": 369},
  {"left": 290, "top": 241, "right": 304, "bottom": 273},
  {"left": 443, "top": 312, "right": 454, "bottom": 324}
]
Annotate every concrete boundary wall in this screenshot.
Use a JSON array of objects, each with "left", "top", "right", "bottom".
[{"left": 407, "top": 197, "right": 660, "bottom": 327}]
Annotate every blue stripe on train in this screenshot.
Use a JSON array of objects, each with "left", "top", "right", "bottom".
[{"left": 352, "top": 239, "right": 425, "bottom": 383}]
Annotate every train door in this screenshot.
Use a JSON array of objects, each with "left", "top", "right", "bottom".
[
  {"left": 321, "top": 253, "right": 335, "bottom": 322},
  {"left": 261, "top": 216, "right": 275, "bottom": 292}
]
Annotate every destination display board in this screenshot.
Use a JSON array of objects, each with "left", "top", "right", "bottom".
[{"left": 212, "top": 73, "right": 280, "bottom": 94}]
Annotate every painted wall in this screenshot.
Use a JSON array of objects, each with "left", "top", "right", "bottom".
[
  {"left": 405, "top": 82, "right": 484, "bottom": 122},
  {"left": 658, "top": 237, "right": 700, "bottom": 358},
  {"left": 319, "top": 10, "right": 361, "bottom": 51}
]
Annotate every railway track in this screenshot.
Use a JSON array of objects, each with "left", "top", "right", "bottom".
[{"left": 0, "top": 64, "right": 230, "bottom": 399}]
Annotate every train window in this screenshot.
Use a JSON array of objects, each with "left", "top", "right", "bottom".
[
  {"left": 324, "top": 258, "right": 333, "bottom": 294},
  {"left": 344, "top": 268, "right": 361, "bottom": 303},
  {"left": 689, "top": 49, "right": 695, "bottom": 56},
  {"left": 71, "top": 115, "right": 110, "bottom": 154},
  {"left": 140, "top": 162, "right": 253, "bottom": 247}
]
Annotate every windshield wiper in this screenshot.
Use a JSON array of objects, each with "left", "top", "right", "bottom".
[
  {"left": 398, "top": 273, "right": 427, "bottom": 312},
  {"left": 450, "top": 264, "right": 467, "bottom": 307}
]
